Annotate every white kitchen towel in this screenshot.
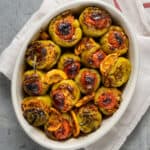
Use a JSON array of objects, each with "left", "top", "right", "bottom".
[{"left": 0, "top": 0, "right": 150, "bottom": 150}]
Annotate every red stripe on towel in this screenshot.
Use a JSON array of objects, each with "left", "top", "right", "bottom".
[
  {"left": 143, "top": 2, "right": 150, "bottom": 8},
  {"left": 113, "top": 0, "right": 122, "bottom": 12}
]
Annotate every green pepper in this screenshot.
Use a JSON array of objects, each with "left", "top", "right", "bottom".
[
  {"left": 79, "top": 7, "right": 112, "bottom": 37},
  {"left": 95, "top": 87, "right": 121, "bottom": 115},
  {"left": 100, "top": 54, "right": 131, "bottom": 87},
  {"left": 21, "top": 95, "right": 51, "bottom": 127},
  {"left": 49, "top": 11, "right": 82, "bottom": 47},
  {"left": 45, "top": 69, "right": 68, "bottom": 85},
  {"left": 100, "top": 26, "right": 129, "bottom": 55},
  {"left": 51, "top": 80, "right": 80, "bottom": 112},
  {"left": 45, "top": 108, "right": 72, "bottom": 141},
  {"left": 75, "top": 68, "right": 101, "bottom": 94},
  {"left": 23, "top": 70, "right": 49, "bottom": 96},
  {"left": 58, "top": 53, "right": 81, "bottom": 79},
  {"left": 74, "top": 37, "right": 100, "bottom": 56},
  {"left": 77, "top": 104, "right": 102, "bottom": 133},
  {"left": 26, "top": 40, "right": 61, "bottom": 70},
  {"left": 81, "top": 48, "right": 106, "bottom": 68}
]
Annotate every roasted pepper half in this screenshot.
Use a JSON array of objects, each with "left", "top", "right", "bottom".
[
  {"left": 21, "top": 95, "right": 51, "bottom": 126},
  {"left": 95, "top": 87, "right": 121, "bottom": 115},
  {"left": 77, "top": 104, "right": 102, "bottom": 133},
  {"left": 100, "top": 26, "right": 129, "bottom": 55},
  {"left": 49, "top": 11, "right": 82, "bottom": 47},
  {"left": 26, "top": 40, "right": 61, "bottom": 70},
  {"left": 58, "top": 53, "right": 81, "bottom": 79},
  {"left": 75, "top": 68, "right": 100, "bottom": 94},
  {"left": 79, "top": 7, "right": 112, "bottom": 37},
  {"left": 51, "top": 80, "right": 80, "bottom": 112},
  {"left": 100, "top": 54, "right": 131, "bottom": 87},
  {"left": 23, "top": 70, "right": 49, "bottom": 96},
  {"left": 74, "top": 37, "right": 100, "bottom": 56}
]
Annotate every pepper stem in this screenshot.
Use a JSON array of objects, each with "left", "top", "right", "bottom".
[{"left": 33, "top": 55, "right": 37, "bottom": 73}]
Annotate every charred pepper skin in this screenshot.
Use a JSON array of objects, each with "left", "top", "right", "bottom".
[
  {"left": 95, "top": 87, "right": 121, "bottom": 115},
  {"left": 77, "top": 104, "right": 102, "bottom": 133},
  {"left": 58, "top": 53, "right": 81, "bottom": 79},
  {"left": 51, "top": 80, "right": 80, "bottom": 112},
  {"left": 75, "top": 68, "right": 101, "bottom": 94},
  {"left": 45, "top": 109, "right": 73, "bottom": 141},
  {"left": 75, "top": 37, "right": 106, "bottom": 68},
  {"left": 23, "top": 70, "right": 49, "bottom": 96},
  {"left": 21, "top": 95, "right": 52, "bottom": 127},
  {"left": 26, "top": 40, "right": 61, "bottom": 70},
  {"left": 79, "top": 7, "right": 112, "bottom": 37},
  {"left": 81, "top": 48, "right": 106, "bottom": 68},
  {"left": 49, "top": 11, "right": 82, "bottom": 47},
  {"left": 74, "top": 37, "right": 100, "bottom": 56},
  {"left": 100, "top": 26, "right": 129, "bottom": 55}
]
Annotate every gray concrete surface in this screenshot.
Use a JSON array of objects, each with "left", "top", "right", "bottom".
[{"left": 0, "top": 0, "right": 150, "bottom": 150}]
